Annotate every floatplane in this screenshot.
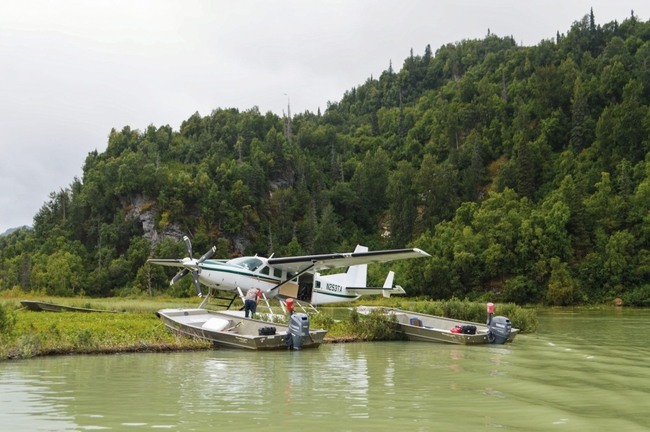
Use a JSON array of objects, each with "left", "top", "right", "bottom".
[{"left": 148, "top": 236, "right": 430, "bottom": 313}]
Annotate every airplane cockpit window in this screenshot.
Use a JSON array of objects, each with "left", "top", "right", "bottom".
[
  {"left": 259, "top": 266, "right": 270, "bottom": 275},
  {"left": 228, "top": 257, "right": 263, "bottom": 271}
]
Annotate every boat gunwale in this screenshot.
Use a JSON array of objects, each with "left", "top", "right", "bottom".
[{"left": 20, "top": 300, "right": 120, "bottom": 313}]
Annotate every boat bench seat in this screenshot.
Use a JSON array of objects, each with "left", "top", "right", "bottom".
[{"left": 202, "top": 317, "right": 231, "bottom": 331}]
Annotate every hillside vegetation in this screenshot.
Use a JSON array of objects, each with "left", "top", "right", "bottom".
[{"left": 1, "top": 10, "right": 650, "bottom": 306}]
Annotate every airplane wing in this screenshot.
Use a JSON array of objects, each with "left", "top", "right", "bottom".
[
  {"left": 147, "top": 259, "right": 186, "bottom": 268},
  {"left": 267, "top": 248, "right": 430, "bottom": 274}
]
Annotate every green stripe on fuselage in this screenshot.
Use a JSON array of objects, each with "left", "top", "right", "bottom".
[
  {"left": 313, "top": 289, "right": 358, "bottom": 299},
  {"left": 199, "top": 263, "right": 280, "bottom": 285}
]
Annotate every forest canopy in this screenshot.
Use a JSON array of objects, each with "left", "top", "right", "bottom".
[{"left": 2, "top": 10, "right": 650, "bottom": 306}]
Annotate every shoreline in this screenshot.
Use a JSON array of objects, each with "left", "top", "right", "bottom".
[
  {"left": 2, "top": 335, "right": 364, "bottom": 361},
  {"left": 1, "top": 296, "right": 538, "bottom": 361}
]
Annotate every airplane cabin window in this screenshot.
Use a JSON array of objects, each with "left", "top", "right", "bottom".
[
  {"left": 229, "top": 257, "right": 263, "bottom": 271},
  {"left": 274, "top": 268, "right": 283, "bottom": 278}
]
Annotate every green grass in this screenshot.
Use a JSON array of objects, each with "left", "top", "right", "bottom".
[{"left": 0, "top": 301, "right": 210, "bottom": 361}]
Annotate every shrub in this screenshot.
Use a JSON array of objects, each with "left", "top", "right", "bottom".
[
  {"left": 622, "top": 285, "right": 650, "bottom": 306},
  {"left": 0, "top": 303, "right": 16, "bottom": 338},
  {"left": 355, "top": 309, "right": 402, "bottom": 340},
  {"left": 309, "top": 312, "right": 335, "bottom": 329}
]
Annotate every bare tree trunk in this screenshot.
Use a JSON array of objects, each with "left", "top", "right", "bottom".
[{"left": 146, "top": 264, "right": 153, "bottom": 297}]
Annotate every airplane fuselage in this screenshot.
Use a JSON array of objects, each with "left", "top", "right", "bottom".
[
  {"left": 195, "top": 258, "right": 361, "bottom": 305},
  {"left": 148, "top": 241, "right": 428, "bottom": 306},
  {"left": 197, "top": 258, "right": 283, "bottom": 293}
]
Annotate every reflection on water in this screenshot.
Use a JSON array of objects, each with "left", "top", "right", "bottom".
[{"left": 2, "top": 308, "right": 650, "bottom": 431}]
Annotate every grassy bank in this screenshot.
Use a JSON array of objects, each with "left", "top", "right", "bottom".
[
  {"left": 1, "top": 294, "right": 538, "bottom": 361},
  {"left": 0, "top": 306, "right": 211, "bottom": 361}
]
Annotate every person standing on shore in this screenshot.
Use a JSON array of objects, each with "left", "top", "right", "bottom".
[{"left": 244, "top": 287, "right": 261, "bottom": 318}]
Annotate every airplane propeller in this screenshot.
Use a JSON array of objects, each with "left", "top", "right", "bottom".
[
  {"left": 170, "top": 236, "right": 216, "bottom": 297},
  {"left": 184, "top": 236, "right": 193, "bottom": 259}
]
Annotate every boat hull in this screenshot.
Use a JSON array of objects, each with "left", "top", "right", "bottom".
[
  {"left": 20, "top": 300, "right": 117, "bottom": 313},
  {"left": 157, "top": 308, "right": 327, "bottom": 350}
]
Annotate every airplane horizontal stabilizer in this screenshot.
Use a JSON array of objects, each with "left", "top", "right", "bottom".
[{"left": 346, "top": 286, "right": 406, "bottom": 296}]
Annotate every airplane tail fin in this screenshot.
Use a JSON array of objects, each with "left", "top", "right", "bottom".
[
  {"left": 344, "top": 245, "right": 368, "bottom": 287},
  {"left": 382, "top": 271, "right": 406, "bottom": 298}
]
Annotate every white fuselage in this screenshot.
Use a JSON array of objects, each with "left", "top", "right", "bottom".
[
  {"left": 195, "top": 259, "right": 362, "bottom": 305},
  {"left": 310, "top": 273, "right": 361, "bottom": 305},
  {"left": 197, "top": 259, "right": 282, "bottom": 294}
]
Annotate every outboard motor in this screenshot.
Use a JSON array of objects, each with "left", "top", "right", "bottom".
[
  {"left": 486, "top": 302, "right": 512, "bottom": 344},
  {"left": 286, "top": 312, "right": 310, "bottom": 350}
]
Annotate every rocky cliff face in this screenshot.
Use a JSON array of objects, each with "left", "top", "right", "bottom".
[
  {"left": 122, "top": 194, "right": 253, "bottom": 256},
  {"left": 123, "top": 195, "right": 184, "bottom": 250}
]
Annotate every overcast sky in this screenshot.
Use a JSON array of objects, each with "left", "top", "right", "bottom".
[{"left": 1, "top": 1, "right": 649, "bottom": 234}]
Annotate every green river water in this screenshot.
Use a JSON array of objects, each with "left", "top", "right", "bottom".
[{"left": 1, "top": 308, "right": 649, "bottom": 431}]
